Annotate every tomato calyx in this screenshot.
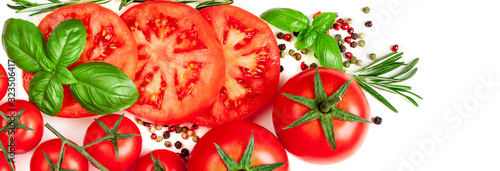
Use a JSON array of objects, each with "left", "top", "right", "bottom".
[
  {"left": 149, "top": 152, "right": 166, "bottom": 171},
  {"left": 282, "top": 69, "right": 370, "bottom": 150},
  {"left": 41, "top": 146, "right": 74, "bottom": 171},
  {"left": 0, "top": 107, "right": 35, "bottom": 133},
  {"left": 214, "top": 132, "right": 287, "bottom": 171}
]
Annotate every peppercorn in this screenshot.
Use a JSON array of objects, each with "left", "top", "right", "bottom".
[
  {"left": 344, "top": 52, "right": 353, "bottom": 58},
  {"left": 278, "top": 44, "right": 286, "bottom": 51},
  {"left": 334, "top": 34, "right": 342, "bottom": 41},
  {"left": 339, "top": 45, "right": 346, "bottom": 53},
  {"left": 350, "top": 57, "right": 357, "bottom": 64},
  {"left": 351, "top": 33, "right": 359, "bottom": 40},
  {"left": 280, "top": 51, "right": 285, "bottom": 58},
  {"left": 181, "top": 132, "right": 188, "bottom": 139},
  {"left": 344, "top": 37, "right": 351, "bottom": 44},
  {"left": 391, "top": 44, "right": 399, "bottom": 52},
  {"left": 155, "top": 125, "right": 163, "bottom": 130},
  {"left": 346, "top": 18, "right": 353, "bottom": 24},
  {"left": 301, "top": 49, "right": 307, "bottom": 54},
  {"left": 168, "top": 125, "right": 176, "bottom": 132},
  {"left": 341, "top": 22, "right": 349, "bottom": 30},
  {"left": 143, "top": 122, "right": 151, "bottom": 127},
  {"left": 151, "top": 133, "right": 157, "bottom": 140},
  {"left": 363, "top": 7, "right": 370, "bottom": 14},
  {"left": 136, "top": 118, "right": 143, "bottom": 125},
  {"left": 182, "top": 126, "right": 188, "bottom": 133},
  {"left": 372, "top": 116, "right": 382, "bottom": 125},
  {"left": 310, "top": 63, "right": 318, "bottom": 68},
  {"left": 174, "top": 141, "right": 182, "bottom": 149},
  {"left": 191, "top": 124, "right": 198, "bottom": 130},
  {"left": 356, "top": 60, "right": 363, "bottom": 66},
  {"left": 359, "top": 33, "right": 366, "bottom": 39},
  {"left": 175, "top": 126, "right": 182, "bottom": 133},
  {"left": 280, "top": 65, "right": 284, "bottom": 73},
  {"left": 277, "top": 32, "right": 285, "bottom": 39},
  {"left": 187, "top": 130, "right": 194, "bottom": 137},
  {"left": 293, "top": 31, "right": 299, "bottom": 37},
  {"left": 300, "top": 61, "right": 308, "bottom": 70},
  {"left": 369, "top": 53, "right": 377, "bottom": 60},
  {"left": 294, "top": 53, "right": 302, "bottom": 61},
  {"left": 343, "top": 61, "right": 351, "bottom": 68},
  {"left": 350, "top": 41, "right": 358, "bottom": 48},
  {"left": 156, "top": 135, "right": 163, "bottom": 142},
  {"left": 181, "top": 148, "right": 190, "bottom": 157},
  {"left": 192, "top": 135, "right": 200, "bottom": 142},
  {"left": 163, "top": 131, "right": 170, "bottom": 139},
  {"left": 358, "top": 40, "right": 366, "bottom": 47},
  {"left": 149, "top": 126, "right": 156, "bottom": 133},
  {"left": 284, "top": 34, "right": 292, "bottom": 42},
  {"left": 288, "top": 49, "right": 296, "bottom": 56},
  {"left": 338, "top": 39, "right": 345, "bottom": 45},
  {"left": 337, "top": 18, "right": 344, "bottom": 23},
  {"left": 365, "top": 21, "right": 373, "bottom": 27},
  {"left": 332, "top": 23, "right": 341, "bottom": 31},
  {"left": 164, "top": 141, "right": 172, "bottom": 148},
  {"left": 347, "top": 27, "right": 354, "bottom": 34}
]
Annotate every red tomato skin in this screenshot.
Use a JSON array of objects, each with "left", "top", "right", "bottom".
[
  {"left": 0, "top": 100, "right": 44, "bottom": 154},
  {"left": 0, "top": 155, "right": 14, "bottom": 171},
  {"left": 273, "top": 67, "right": 371, "bottom": 164},
  {"left": 0, "top": 64, "right": 7, "bottom": 100},
  {"left": 84, "top": 114, "right": 142, "bottom": 171},
  {"left": 188, "top": 121, "right": 289, "bottom": 171},
  {"left": 30, "top": 139, "right": 89, "bottom": 171},
  {"left": 135, "top": 149, "right": 187, "bottom": 171}
]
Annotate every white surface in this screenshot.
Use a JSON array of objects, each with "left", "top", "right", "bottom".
[{"left": 1, "top": 0, "right": 499, "bottom": 170}]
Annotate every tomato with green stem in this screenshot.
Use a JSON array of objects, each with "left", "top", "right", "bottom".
[
  {"left": 30, "top": 138, "right": 89, "bottom": 171},
  {"left": 135, "top": 150, "right": 187, "bottom": 171},
  {"left": 273, "top": 68, "right": 371, "bottom": 164}
]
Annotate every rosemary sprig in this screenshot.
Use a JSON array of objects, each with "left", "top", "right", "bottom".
[
  {"left": 119, "top": 0, "right": 234, "bottom": 10},
  {"left": 7, "top": 0, "right": 111, "bottom": 16},
  {"left": 350, "top": 52, "right": 422, "bottom": 113}
]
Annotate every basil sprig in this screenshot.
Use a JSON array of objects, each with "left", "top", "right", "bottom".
[
  {"left": 261, "top": 9, "right": 343, "bottom": 71},
  {"left": 2, "top": 18, "right": 139, "bottom": 116}
]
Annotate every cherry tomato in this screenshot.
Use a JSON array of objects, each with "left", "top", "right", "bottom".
[
  {"left": 23, "top": 3, "right": 138, "bottom": 118},
  {"left": 0, "top": 154, "right": 14, "bottom": 171},
  {"left": 83, "top": 114, "right": 142, "bottom": 171},
  {"left": 188, "top": 121, "right": 289, "bottom": 171},
  {"left": 273, "top": 67, "right": 371, "bottom": 164},
  {"left": 0, "top": 64, "right": 7, "bottom": 100},
  {"left": 30, "top": 138, "right": 88, "bottom": 171},
  {"left": 135, "top": 150, "right": 186, "bottom": 171},
  {"left": 0, "top": 100, "right": 43, "bottom": 154}
]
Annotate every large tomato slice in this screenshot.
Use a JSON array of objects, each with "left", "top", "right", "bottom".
[
  {"left": 121, "top": 1, "right": 225, "bottom": 124},
  {"left": 22, "top": 3, "right": 138, "bottom": 118},
  {"left": 191, "top": 5, "right": 280, "bottom": 127}
]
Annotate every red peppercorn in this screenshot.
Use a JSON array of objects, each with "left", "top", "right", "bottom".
[
  {"left": 337, "top": 18, "right": 344, "bottom": 23},
  {"left": 347, "top": 27, "right": 354, "bottom": 34},
  {"left": 391, "top": 44, "right": 399, "bottom": 52},
  {"left": 283, "top": 34, "right": 292, "bottom": 42},
  {"left": 344, "top": 36, "right": 352, "bottom": 44},
  {"left": 332, "top": 23, "right": 341, "bottom": 31},
  {"left": 344, "top": 52, "right": 353, "bottom": 58},
  {"left": 300, "top": 62, "right": 308, "bottom": 71},
  {"left": 341, "top": 23, "right": 349, "bottom": 30},
  {"left": 313, "top": 11, "right": 322, "bottom": 19},
  {"left": 151, "top": 133, "right": 157, "bottom": 140},
  {"left": 168, "top": 125, "right": 176, "bottom": 132}
]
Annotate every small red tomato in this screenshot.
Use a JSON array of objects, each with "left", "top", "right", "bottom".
[
  {"left": 136, "top": 150, "right": 187, "bottom": 171},
  {"left": 391, "top": 44, "right": 399, "bottom": 52},
  {"left": 341, "top": 22, "right": 349, "bottom": 30},
  {"left": 30, "top": 139, "right": 89, "bottom": 171}
]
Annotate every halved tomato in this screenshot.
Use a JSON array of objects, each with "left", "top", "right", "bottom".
[
  {"left": 121, "top": 1, "right": 225, "bottom": 124},
  {"left": 191, "top": 5, "right": 280, "bottom": 127},
  {"left": 22, "top": 3, "right": 138, "bottom": 118}
]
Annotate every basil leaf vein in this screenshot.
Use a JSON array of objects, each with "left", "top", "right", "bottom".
[
  {"left": 28, "top": 71, "right": 63, "bottom": 116},
  {"left": 313, "top": 33, "right": 343, "bottom": 71},
  {"left": 47, "top": 18, "right": 86, "bottom": 68},
  {"left": 296, "top": 27, "right": 318, "bottom": 50},
  {"left": 54, "top": 67, "right": 77, "bottom": 85},
  {"left": 312, "top": 12, "right": 337, "bottom": 33}
]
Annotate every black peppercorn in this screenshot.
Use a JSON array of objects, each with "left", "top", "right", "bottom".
[
  {"left": 310, "top": 63, "right": 317, "bottom": 68},
  {"left": 350, "top": 41, "right": 358, "bottom": 48},
  {"left": 277, "top": 32, "right": 285, "bottom": 39},
  {"left": 175, "top": 141, "right": 182, "bottom": 149},
  {"left": 162, "top": 131, "right": 170, "bottom": 139},
  {"left": 372, "top": 116, "right": 382, "bottom": 125},
  {"left": 293, "top": 31, "right": 299, "bottom": 37},
  {"left": 175, "top": 126, "right": 182, "bottom": 133},
  {"left": 181, "top": 148, "right": 190, "bottom": 157},
  {"left": 351, "top": 33, "right": 359, "bottom": 40},
  {"left": 143, "top": 122, "right": 151, "bottom": 127},
  {"left": 365, "top": 21, "right": 373, "bottom": 27},
  {"left": 280, "top": 65, "right": 284, "bottom": 73},
  {"left": 278, "top": 44, "right": 286, "bottom": 51},
  {"left": 339, "top": 45, "right": 346, "bottom": 53}
]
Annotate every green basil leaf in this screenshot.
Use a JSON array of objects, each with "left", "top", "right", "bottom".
[
  {"left": 54, "top": 67, "right": 77, "bottom": 85},
  {"left": 28, "top": 71, "right": 63, "bottom": 116},
  {"left": 69, "top": 62, "right": 139, "bottom": 115},
  {"left": 312, "top": 12, "right": 337, "bottom": 33},
  {"left": 313, "top": 33, "right": 343, "bottom": 71},
  {"left": 296, "top": 27, "right": 318, "bottom": 50},
  {"left": 261, "top": 8, "right": 309, "bottom": 32},
  {"left": 36, "top": 50, "right": 55, "bottom": 72},
  {"left": 2, "top": 18, "right": 45, "bottom": 73},
  {"left": 47, "top": 19, "right": 86, "bottom": 68}
]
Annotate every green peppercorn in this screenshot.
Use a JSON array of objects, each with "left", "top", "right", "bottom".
[
  {"left": 335, "top": 34, "right": 342, "bottom": 41},
  {"left": 358, "top": 40, "right": 366, "bottom": 47},
  {"left": 164, "top": 141, "right": 172, "bottom": 148},
  {"left": 350, "top": 57, "right": 358, "bottom": 64},
  {"left": 294, "top": 53, "right": 302, "bottom": 61},
  {"left": 301, "top": 49, "right": 307, "bottom": 54},
  {"left": 369, "top": 53, "right": 377, "bottom": 60},
  {"left": 310, "top": 63, "right": 318, "bottom": 68},
  {"left": 363, "top": 7, "right": 370, "bottom": 14},
  {"left": 359, "top": 33, "right": 366, "bottom": 39},
  {"left": 137, "top": 119, "right": 143, "bottom": 125},
  {"left": 356, "top": 60, "right": 364, "bottom": 66},
  {"left": 346, "top": 18, "right": 353, "bottom": 24},
  {"left": 280, "top": 51, "right": 285, "bottom": 58},
  {"left": 338, "top": 39, "right": 345, "bottom": 45},
  {"left": 288, "top": 49, "right": 296, "bottom": 56},
  {"left": 343, "top": 61, "right": 351, "bottom": 68},
  {"left": 192, "top": 135, "right": 200, "bottom": 142},
  {"left": 155, "top": 135, "right": 163, "bottom": 142}
]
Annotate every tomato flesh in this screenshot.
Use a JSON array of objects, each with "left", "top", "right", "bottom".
[
  {"left": 192, "top": 5, "right": 280, "bottom": 127},
  {"left": 121, "top": 1, "right": 225, "bottom": 125},
  {"left": 22, "top": 3, "right": 138, "bottom": 118}
]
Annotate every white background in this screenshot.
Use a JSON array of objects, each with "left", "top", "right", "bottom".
[{"left": 1, "top": 0, "right": 500, "bottom": 170}]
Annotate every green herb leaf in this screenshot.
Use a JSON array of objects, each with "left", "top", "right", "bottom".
[
  {"left": 313, "top": 33, "right": 343, "bottom": 71},
  {"left": 36, "top": 50, "right": 55, "bottom": 72},
  {"left": 2, "top": 18, "right": 45, "bottom": 73},
  {"left": 47, "top": 19, "right": 86, "bottom": 68},
  {"left": 239, "top": 132, "right": 254, "bottom": 168},
  {"left": 355, "top": 78, "right": 398, "bottom": 113},
  {"left": 296, "top": 27, "right": 318, "bottom": 50},
  {"left": 0, "top": 138, "right": 15, "bottom": 171},
  {"left": 260, "top": 8, "right": 309, "bottom": 32},
  {"left": 54, "top": 67, "right": 77, "bottom": 85},
  {"left": 312, "top": 12, "right": 336, "bottom": 33},
  {"left": 28, "top": 71, "right": 64, "bottom": 116},
  {"left": 69, "top": 62, "right": 139, "bottom": 114},
  {"left": 196, "top": 1, "right": 234, "bottom": 10}
]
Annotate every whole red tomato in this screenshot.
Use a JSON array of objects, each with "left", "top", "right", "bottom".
[
  {"left": 0, "top": 155, "right": 14, "bottom": 171},
  {"left": 0, "top": 100, "right": 44, "bottom": 154},
  {"left": 83, "top": 114, "right": 142, "bottom": 171},
  {"left": 273, "top": 68, "right": 371, "bottom": 164},
  {"left": 30, "top": 138, "right": 88, "bottom": 171},
  {"left": 136, "top": 150, "right": 186, "bottom": 171},
  {"left": 0, "top": 64, "right": 7, "bottom": 100},
  {"left": 188, "top": 121, "right": 289, "bottom": 171}
]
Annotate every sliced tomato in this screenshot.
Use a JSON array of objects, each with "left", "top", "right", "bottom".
[
  {"left": 191, "top": 5, "right": 280, "bottom": 127},
  {"left": 121, "top": 1, "right": 225, "bottom": 125},
  {"left": 22, "top": 3, "right": 138, "bottom": 118}
]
